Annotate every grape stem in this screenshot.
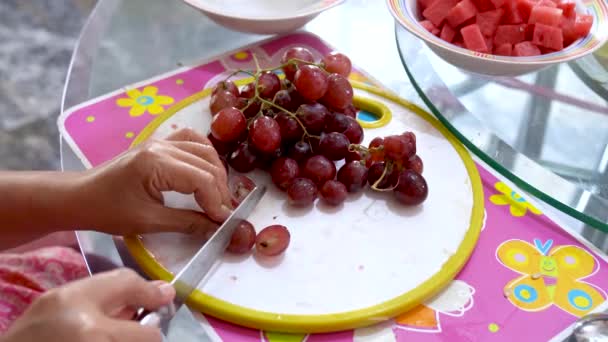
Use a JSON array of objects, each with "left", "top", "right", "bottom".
[
  {"left": 224, "top": 53, "right": 324, "bottom": 141},
  {"left": 371, "top": 161, "right": 397, "bottom": 192}
]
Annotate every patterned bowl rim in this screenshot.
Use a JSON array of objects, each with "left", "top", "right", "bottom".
[{"left": 387, "top": 0, "right": 608, "bottom": 65}]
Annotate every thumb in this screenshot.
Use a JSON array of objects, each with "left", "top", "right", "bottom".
[{"left": 84, "top": 269, "right": 175, "bottom": 314}]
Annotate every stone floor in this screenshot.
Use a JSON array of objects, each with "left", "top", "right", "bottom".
[{"left": 0, "top": 0, "right": 97, "bottom": 170}]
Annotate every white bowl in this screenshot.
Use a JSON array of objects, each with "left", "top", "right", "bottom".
[
  {"left": 387, "top": 0, "right": 608, "bottom": 76},
  {"left": 182, "top": 0, "right": 345, "bottom": 35}
]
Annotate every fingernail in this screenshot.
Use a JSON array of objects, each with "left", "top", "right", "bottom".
[{"left": 157, "top": 282, "right": 175, "bottom": 298}]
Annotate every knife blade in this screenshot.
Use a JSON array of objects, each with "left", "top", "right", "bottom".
[{"left": 137, "top": 185, "right": 266, "bottom": 332}]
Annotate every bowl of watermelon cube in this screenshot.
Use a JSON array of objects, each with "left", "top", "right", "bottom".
[{"left": 387, "top": 0, "right": 608, "bottom": 76}]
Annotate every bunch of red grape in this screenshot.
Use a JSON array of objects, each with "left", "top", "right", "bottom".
[{"left": 209, "top": 47, "right": 429, "bottom": 255}]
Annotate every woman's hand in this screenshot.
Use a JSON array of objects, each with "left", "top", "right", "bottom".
[
  {"left": 1, "top": 269, "right": 175, "bottom": 342},
  {"left": 77, "top": 128, "right": 232, "bottom": 236}
]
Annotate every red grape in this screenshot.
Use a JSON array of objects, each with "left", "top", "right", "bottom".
[
  {"left": 308, "top": 136, "right": 321, "bottom": 153},
  {"left": 319, "top": 132, "right": 350, "bottom": 161},
  {"left": 296, "top": 103, "right": 329, "bottom": 135},
  {"left": 281, "top": 47, "right": 315, "bottom": 82},
  {"left": 287, "top": 83, "right": 306, "bottom": 110},
  {"left": 294, "top": 65, "right": 329, "bottom": 101},
  {"left": 257, "top": 71, "right": 281, "bottom": 100},
  {"left": 229, "top": 142, "right": 258, "bottom": 173},
  {"left": 243, "top": 99, "right": 261, "bottom": 119},
  {"left": 254, "top": 145, "right": 285, "bottom": 171},
  {"left": 273, "top": 90, "right": 292, "bottom": 110},
  {"left": 288, "top": 141, "right": 312, "bottom": 163},
  {"left": 366, "top": 138, "right": 385, "bottom": 167},
  {"left": 256, "top": 225, "right": 290, "bottom": 256},
  {"left": 322, "top": 74, "right": 353, "bottom": 110},
  {"left": 210, "top": 107, "right": 247, "bottom": 142},
  {"left": 337, "top": 161, "right": 368, "bottom": 193},
  {"left": 368, "top": 162, "right": 397, "bottom": 189},
  {"left": 394, "top": 170, "right": 428, "bottom": 205},
  {"left": 249, "top": 116, "right": 281, "bottom": 154},
  {"left": 345, "top": 149, "right": 363, "bottom": 163},
  {"left": 325, "top": 113, "right": 350, "bottom": 133},
  {"left": 226, "top": 220, "right": 256, "bottom": 254},
  {"left": 343, "top": 117, "right": 364, "bottom": 144},
  {"left": 401, "top": 131, "right": 417, "bottom": 158},
  {"left": 402, "top": 131, "right": 417, "bottom": 145},
  {"left": 322, "top": 52, "right": 352, "bottom": 77},
  {"left": 235, "top": 97, "right": 248, "bottom": 110},
  {"left": 212, "top": 80, "right": 239, "bottom": 98},
  {"left": 320, "top": 180, "right": 348, "bottom": 206},
  {"left": 369, "top": 137, "right": 384, "bottom": 149},
  {"left": 287, "top": 178, "right": 318, "bottom": 207},
  {"left": 406, "top": 155, "right": 423, "bottom": 174},
  {"left": 343, "top": 103, "right": 358, "bottom": 118},
  {"left": 275, "top": 112, "right": 303, "bottom": 143},
  {"left": 270, "top": 157, "right": 300, "bottom": 190},
  {"left": 208, "top": 133, "right": 236, "bottom": 156},
  {"left": 229, "top": 175, "right": 256, "bottom": 206},
  {"left": 210, "top": 91, "right": 238, "bottom": 115},
  {"left": 383, "top": 135, "right": 408, "bottom": 161},
  {"left": 241, "top": 83, "right": 255, "bottom": 99},
  {"left": 302, "top": 155, "right": 336, "bottom": 186}
]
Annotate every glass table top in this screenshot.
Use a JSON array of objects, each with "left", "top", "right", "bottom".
[{"left": 396, "top": 25, "right": 608, "bottom": 232}]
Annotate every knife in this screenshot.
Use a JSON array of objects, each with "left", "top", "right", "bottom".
[{"left": 136, "top": 185, "right": 266, "bottom": 334}]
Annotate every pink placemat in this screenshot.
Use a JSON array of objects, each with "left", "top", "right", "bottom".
[{"left": 59, "top": 32, "right": 608, "bottom": 341}]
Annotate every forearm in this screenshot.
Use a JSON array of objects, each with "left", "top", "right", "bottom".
[{"left": 0, "top": 171, "right": 86, "bottom": 250}]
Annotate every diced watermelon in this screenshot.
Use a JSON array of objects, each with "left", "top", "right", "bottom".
[
  {"left": 515, "top": 0, "right": 538, "bottom": 21},
  {"left": 538, "top": 0, "right": 557, "bottom": 7},
  {"left": 419, "top": 0, "right": 436, "bottom": 10},
  {"left": 532, "top": 23, "right": 564, "bottom": 50},
  {"left": 525, "top": 23, "right": 535, "bottom": 40},
  {"left": 494, "top": 43, "right": 513, "bottom": 55},
  {"left": 461, "top": 24, "right": 489, "bottom": 52},
  {"left": 446, "top": 0, "right": 479, "bottom": 28},
  {"left": 472, "top": 0, "right": 494, "bottom": 12},
  {"left": 440, "top": 23, "right": 458, "bottom": 42},
  {"left": 485, "top": 35, "right": 494, "bottom": 51},
  {"left": 503, "top": 0, "right": 525, "bottom": 23},
  {"left": 557, "top": 0, "right": 576, "bottom": 18},
  {"left": 539, "top": 47, "right": 557, "bottom": 54},
  {"left": 529, "top": 6, "right": 563, "bottom": 27},
  {"left": 490, "top": 0, "right": 506, "bottom": 8},
  {"left": 573, "top": 14, "right": 593, "bottom": 38},
  {"left": 423, "top": 0, "right": 461, "bottom": 27},
  {"left": 477, "top": 9, "right": 505, "bottom": 36},
  {"left": 560, "top": 14, "right": 577, "bottom": 44},
  {"left": 494, "top": 24, "right": 527, "bottom": 45},
  {"left": 420, "top": 20, "right": 441, "bottom": 35},
  {"left": 513, "top": 41, "right": 542, "bottom": 55},
  {"left": 423, "top": 0, "right": 593, "bottom": 56}
]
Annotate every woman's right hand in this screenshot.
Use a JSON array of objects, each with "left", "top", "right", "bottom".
[{"left": 1, "top": 268, "right": 175, "bottom": 342}]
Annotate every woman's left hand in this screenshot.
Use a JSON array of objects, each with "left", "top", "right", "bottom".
[{"left": 75, "top": 128, "right": 232, "bottom": 236}]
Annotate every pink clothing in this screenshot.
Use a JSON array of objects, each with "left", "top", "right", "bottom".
[{"left": 0, "top": 246, "right": 88, "bottom": 333}]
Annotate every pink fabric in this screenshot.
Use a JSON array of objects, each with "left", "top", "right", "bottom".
[{"left": 0, "top": 246, "right": 88, "bottom": 333}]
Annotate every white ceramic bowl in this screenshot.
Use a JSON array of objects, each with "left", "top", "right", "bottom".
[
  {"left": 387, "top": 0, "right": 608, "bottom": 76},
  {"left": 182, "top": 0, "right": 345, "bottom": 35}
]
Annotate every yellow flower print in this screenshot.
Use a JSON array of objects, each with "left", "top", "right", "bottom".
[
  {"left": 116, "top": 86, "right": 174, "bottom": 117},
  {"left": 490, "top": 182, "right": 542, "bottom": 217}
]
